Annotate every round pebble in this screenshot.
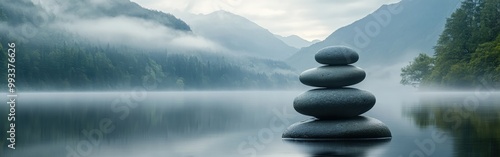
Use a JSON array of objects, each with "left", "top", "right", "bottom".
[{"left": 315, "top": 46, "right": 359, "bottom": 65}]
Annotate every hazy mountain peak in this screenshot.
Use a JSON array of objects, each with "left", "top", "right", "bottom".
[
  {"left": 275, "top": 34, "right": 320, "bottom": 49},
  {"left": 177, "top": 10, "right": 298, "bottom": 60},
  {"left": 36, "top": 0, "right": 191, "bottom": 31},
  {"left": 287, "top": 0, "right": 462, "bottom": 71},
  {"left": 208, "top": 10, "right": 234, "bottom": 15}
]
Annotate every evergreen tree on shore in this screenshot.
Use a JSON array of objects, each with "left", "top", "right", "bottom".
[{"left": 401, "top": 0, "right": 500, "bottom": 88}]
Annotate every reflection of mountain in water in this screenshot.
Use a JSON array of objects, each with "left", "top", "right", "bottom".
[
  {"left": 0, "top": 91, "right": 306, "bottom": 156},
  {"left": 404, "top": 92, "right": 500, "bottom": 157}
]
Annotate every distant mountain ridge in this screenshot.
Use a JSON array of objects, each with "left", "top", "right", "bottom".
[
  {"left": 35, "top": 0, "right": 191, "bottom": 31},
  {"left": 0, "top": 0, "right": 300, "bottom": 90},
  {"left": 174, "top": 10, "right": 298, "bottom": 60},
  {"left": 287, "top": 0, "right": 462, "bottom": 71},
  {"left": 275, "top": 34, "right": 320, "bottom": 49}
]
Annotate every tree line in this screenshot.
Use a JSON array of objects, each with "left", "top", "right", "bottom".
[
  {"left": 401, "top": 0, "right": 500, "bottom": 89},
  {"left": 0, "top": 40, "right": 298, "bottom": 91}
]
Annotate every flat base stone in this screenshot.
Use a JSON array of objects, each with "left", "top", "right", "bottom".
[
  {"left": 284, "top": 139, "right": 390, "bottom": 156},
  {"left": 282, "top": 116, "right": 391, "bottom": 140}
]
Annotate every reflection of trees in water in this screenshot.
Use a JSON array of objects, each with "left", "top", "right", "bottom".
[
  {"left": 404, "top": 93, "right": 500, "bottom": 157},
  {"left": 0, "top": 95, "right": 283, "bottom": 148}
]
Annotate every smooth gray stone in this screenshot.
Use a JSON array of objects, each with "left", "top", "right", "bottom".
[
  {"left": 293, "top": 88, "right": 375, "bottom": 118},
  {"left": 284, "top": 136, "right": 390, "bottom": 156},
  {"left": 299, "top": 65, "right": 366, "bottom": 88},
  {"left": 315, "top": 46, "right": 359, "bottom": 65},
  {"left": 282, "top": 116, "right": 392, "bottom": 140}
]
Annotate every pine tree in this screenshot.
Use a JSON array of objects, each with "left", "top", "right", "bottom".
[{"left": 402, "top": 0, "right": 500, "bottom": 88}]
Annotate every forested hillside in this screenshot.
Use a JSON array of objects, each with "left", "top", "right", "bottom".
[
  {"left": 0, "top": 0, "right": 298, "bottom": 91},
  {"left": 401, "top": 0, "right": 500, "bottom": 88},
  {"left": 0, "top": 42, "right": 296, "bottom": 90}
]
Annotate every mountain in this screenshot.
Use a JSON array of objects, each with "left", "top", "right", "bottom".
[
  {"left": 0, "top": 0, "right": 299, "bottom": 90},
  {"left": 275, "top": 34, "right": 320, "bottom": 49},
  {"left": 287, "top": 0, "right": 462, "bottom": 71},
  {"left": 34, "top": 0, "right": 190, "bottom": 31},
  {"left": 175, "top": 11, "right": 298, "bottom": 60}
]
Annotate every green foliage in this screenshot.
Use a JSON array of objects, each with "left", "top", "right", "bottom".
[
  {"left": 0, "top": 6, "right": 6, "bottom": 21},
  {"left": 401, "top": 53, "right": 434, "bottom": 87},
  {"left": 401, "top": 0, "right": 500, "bottom": 88},
  {"left": 469, "top": 35, "right": 500, "bottom": 84},
  {"left": 8, "top": 41, "right": 297, "bottom": 91},
  {"left": 73, "top": 0, "right": 191, "bottom": 31},
  {"left": 0, "top": 0, "right": 45, "bottom": 26}
]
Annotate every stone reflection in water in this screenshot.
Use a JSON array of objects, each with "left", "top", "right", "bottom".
[
  {"left": 404, "top": 93, "right": 500, "bottom": 157},
  {"left": 284, "top": 139, "right": 390, "bottom": 157}
]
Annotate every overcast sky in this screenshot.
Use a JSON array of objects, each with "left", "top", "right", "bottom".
[{"left": 131, "top": 0, "right": 401, "bottom": 41}]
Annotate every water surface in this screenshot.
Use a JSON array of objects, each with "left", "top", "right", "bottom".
[{"left": 1, "top": 90, "right": 499, "bottom": 157}]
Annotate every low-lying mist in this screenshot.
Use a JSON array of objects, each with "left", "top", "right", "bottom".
[{"left": 0, "top": 0, "right": 302, "bottom": 91}]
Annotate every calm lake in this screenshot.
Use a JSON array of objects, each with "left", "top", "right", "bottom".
[{"left": 1, "top": 90, "right": 499, "bottom": 157}]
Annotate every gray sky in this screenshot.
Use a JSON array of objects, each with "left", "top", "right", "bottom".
[{"left": 131, "top": 0, "right": 400, "bottom": 41}]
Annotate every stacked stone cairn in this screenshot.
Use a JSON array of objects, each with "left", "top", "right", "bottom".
[{"left": 283, "top": 46, "right": 391, "bottom": 140}]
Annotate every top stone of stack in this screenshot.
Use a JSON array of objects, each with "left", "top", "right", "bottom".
[{"left": 315, "top": 46, "right": 359, "bottom": 65}]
